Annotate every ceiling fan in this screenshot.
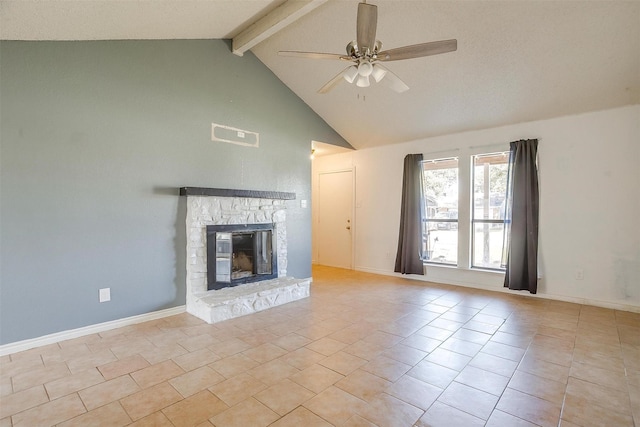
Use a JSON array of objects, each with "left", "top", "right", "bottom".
[{"left": 278, "top": 1, "right": 457, "bottom": 94}]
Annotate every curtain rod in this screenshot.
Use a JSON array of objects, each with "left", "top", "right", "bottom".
[
  {"left": 469, "top": 138, "right": 540, "bottom": 150},
  {"left": 424, "top": 139, "right": 540, "bottom": 155},
  {"left": 468, "top": 142, "right": 508, "bottom": 150},
  {"left": 423, "top": 148, "right": 460, "bottom": 155}
]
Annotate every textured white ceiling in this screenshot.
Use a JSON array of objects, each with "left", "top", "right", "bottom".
[
  {"left": 253, "top": 0, "right": 640, "bottom": 148},
  {"left": 2, "top": 0, "right": 639, "bottom": 150}
]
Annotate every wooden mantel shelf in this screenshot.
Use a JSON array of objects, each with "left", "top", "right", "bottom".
[{"left": 179, "top": 187, "right": 295, "bottom": 200}]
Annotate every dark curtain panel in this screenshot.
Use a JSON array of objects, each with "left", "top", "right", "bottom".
[
  {"left": 503, "top": 139, "right": 539, "bottom": 293},
  {"left": 395, "top": 154, "right": 425, "bottom": 275}
]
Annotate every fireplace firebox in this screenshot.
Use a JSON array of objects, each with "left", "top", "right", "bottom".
[{"left": 206, "top": 223, "right": 277, "bottom": 290}]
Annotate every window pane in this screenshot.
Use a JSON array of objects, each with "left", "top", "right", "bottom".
[
  {"left": 473, "top": 153, "right": 508, "bottom": 221},
  {"left": 423, "top": 228, "right": 458, "bottom": 265},
  {"left": 423, "top": 158, "right": 458, "bottom": 219},
  {"left": 422, "top": 158, "right": 458, "bottom": 265},
  {"left": 473, "top": 223, "right": 505, "bottom": 269},
  {"left": 472, "top": 152, "right": 508, "bottom": 269}
]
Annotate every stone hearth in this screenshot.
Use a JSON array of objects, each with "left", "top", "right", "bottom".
[
  {"left": 190, "top": 277, "right": 310, "bottom": 323},
  {"left": 181, "top": 187, "right": 310, "bottom": 323}
]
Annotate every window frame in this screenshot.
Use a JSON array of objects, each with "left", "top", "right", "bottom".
[
  {"left": 419, "top": 148, "right": 510, "bottom": 274},
  {"left": 421, "top": 157, "right": 459, "bottom": 266},
  {"left": 471, "top": 152, "right": 509, "bottom": 271}
]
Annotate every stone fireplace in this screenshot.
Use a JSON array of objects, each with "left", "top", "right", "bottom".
[{"left": 180, "top": 187, "right": 310, "bottom": 323}]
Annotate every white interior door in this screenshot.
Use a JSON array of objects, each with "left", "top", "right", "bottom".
[{"left": 317, "top": 170, "right": 354, "bottom": 269}]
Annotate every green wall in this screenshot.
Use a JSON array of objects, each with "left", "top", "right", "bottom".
[{"left": 0, "top": 40, "right": 350, "bottom": 345}]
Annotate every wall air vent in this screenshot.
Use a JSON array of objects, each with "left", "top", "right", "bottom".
[{"left": 212, "top": 123, "right": 259, "bottom": 148}]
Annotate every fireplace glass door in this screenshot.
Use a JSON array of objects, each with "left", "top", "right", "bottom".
[
  {"left": 215, "top": 233, "right": 232, "bottom": 283},
  {"left": 207, "top": 224, "right": 277, "bottom": 290},
  {"left": 254, "top": 230, "right": 272, "bottom": 275}
]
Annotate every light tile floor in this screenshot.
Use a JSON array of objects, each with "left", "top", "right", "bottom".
[{"left": 1, "top": 265, "right": 639, "bottom": 426}]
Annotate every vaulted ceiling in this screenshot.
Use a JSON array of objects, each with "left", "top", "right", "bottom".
[{"left": 2, "top": 0, "right": 638, "bottom": 150}]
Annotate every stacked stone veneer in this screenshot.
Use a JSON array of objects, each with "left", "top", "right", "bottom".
[{"left": 185, "top": 195, "right": 310, "bottom": 323}]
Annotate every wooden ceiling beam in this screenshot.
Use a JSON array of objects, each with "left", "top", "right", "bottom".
[{"left": 232, "top": 0, "right": 328, "bottom": 57}]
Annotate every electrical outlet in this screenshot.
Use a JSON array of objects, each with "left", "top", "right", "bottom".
[
  {"left": 575, "top": 269, "right": 584, "bottom": 280},
  {"left": 99, "top": 288, "right": 111, "bottom": 302}
]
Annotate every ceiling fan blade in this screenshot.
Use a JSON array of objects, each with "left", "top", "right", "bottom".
[
  {"left": 377, "top": 65, "right": 409, "bottom": 93},
  {"left": 317, "top": 67, "right": 352, "bottom": 94},
  {"left": 378, "top": 39, "right": 457, "bottom": 62},
  {"left": 278, "top": 51, "right": 349, "bottom": 61},
  {"left": 356, "top": 2, "right": 377, "bottom": 55}
]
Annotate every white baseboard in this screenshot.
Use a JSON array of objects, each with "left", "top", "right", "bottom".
[
  {"left": 354, "top": 266, "right": 640, "bottom": 314},
  {"left": 0, "top": 305, "right": 186, "bottom": 357}
]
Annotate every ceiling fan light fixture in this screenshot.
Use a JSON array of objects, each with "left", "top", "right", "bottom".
[
  {"left": 357, "top": 61, "right": 373, "bottom": 77},
  {"left": 356, "top": 74, "right": 370, "bottom": 88},
  {"left": 371, "top": 64, "right": 387, "bottom": 82},
  {"left": 343, "top": 66, "right": 359, "bottom": 83}
]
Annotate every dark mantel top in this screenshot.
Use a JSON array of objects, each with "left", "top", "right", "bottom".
[{"left": 179, "top": 187, "right": 295, "bottom": 200}]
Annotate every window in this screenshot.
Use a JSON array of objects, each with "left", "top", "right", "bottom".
[
  {"left": 420, "top": 151, "right": 510, "bottom": 271},
  {"left": 472, "top": 153, "right": 509, "bottom": 270},
  {"left": 422, "top": 158, "right": 458, "bottom": 265}
]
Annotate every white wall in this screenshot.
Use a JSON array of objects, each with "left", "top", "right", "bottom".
[{"left": 312, "top": 105, "right": 640, "bottom": 312}]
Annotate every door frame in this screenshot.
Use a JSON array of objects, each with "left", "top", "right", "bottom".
[{"left": 314, "top": 167, "right": 356, "bottom": 269}]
